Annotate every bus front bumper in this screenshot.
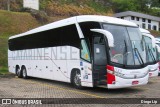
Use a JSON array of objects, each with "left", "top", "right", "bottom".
[{"left": 107, "top": 74, "right": 149, "bottom": 89}]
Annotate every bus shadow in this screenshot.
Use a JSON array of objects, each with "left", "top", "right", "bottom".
[
  {"left": 28, "top": 77, "right": 73, "bottom": 88},
  {"left": 148, "top": 81, "right": 154, "bottom": 84},
  {"left": 26, "top": 76, "right": 145, "bottom": 95},
  {"left": 84, "top": 86, "right": 144, "bottom": 95}
]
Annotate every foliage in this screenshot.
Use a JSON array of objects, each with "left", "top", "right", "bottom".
[
  {"left": 44, "top": 1, "right": 112, "bottom": 17},
  {"left": 0, "top": 0, "right": 23, "bottom": 11},
  {"left": 0, "top": 0, "right": 160, "bottom": 16},
  {"left": 86, "top": 0, "right": 109, "bottom": 13},
  {"left": 0, "top": 10, "right": 39, "bottom": 68},
  {"left": 149, "top": 30, "right": 160, "bottom": 37},
  {"left": 150, "top": 0, "right": 160, "bottom": 8},
  {"left": 111, "top": 0, "right": 137, "bottom": 12},
  {"left": 110, "top": 0, "right": 160, "bottom": 16},
  {"left": 0, "top": 66, "right": 8, "bottom": 75}
]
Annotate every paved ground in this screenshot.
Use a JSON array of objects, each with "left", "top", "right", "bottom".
[{"left": 0, "top": 73, "right": 160, "bottom": 107}]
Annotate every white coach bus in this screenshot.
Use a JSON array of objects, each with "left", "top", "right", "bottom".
[
  {"left": 8, "top": 15, "right": 149, "bottom": 89},
  {"left": 140, "top": 28, "right": 159, "bottom": 77}
]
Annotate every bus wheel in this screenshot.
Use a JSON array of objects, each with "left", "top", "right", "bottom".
[
  {"left": 22, "top": 67, "right": 28, "bottom": 79},
  {"left": 72, "top": 71, "right": 82, "bottom": 89},
  {"left": 15, "top": 66, "right": 19, "bottom": 75},
  {"left": 16, "top": 66, "right": 22, "bottom": 78}
]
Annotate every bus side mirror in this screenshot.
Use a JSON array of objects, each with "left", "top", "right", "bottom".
[{"left": 90, "top": 29, "right": 114, "bottom": 47}]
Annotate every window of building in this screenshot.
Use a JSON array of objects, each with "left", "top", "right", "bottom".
[
  {"left": 142, "top": 23, "right": 146, "bottom": 29},
  {"left": 142, "top": 18, "right": 146, "bottom": 22},
  {"left": 131, "top": 16, "right": 135, "bottom": 20},
  {"left": 148, "top": 19, "right": 151, "bottom": 23},
  {"left": 148, "top": 24, "right": 151, "bottom": 30},
  {"left": 136, "top": 17, "right": 139, "bottom": 21},
  {"left": 153, "top": 25, "right": 157, "bottom": 30}
]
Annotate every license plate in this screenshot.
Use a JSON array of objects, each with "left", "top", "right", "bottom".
[{"left": 132, "top": 81, "right": 139, "bottom": 85}]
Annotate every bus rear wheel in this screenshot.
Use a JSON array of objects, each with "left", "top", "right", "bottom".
[
  {"left": 22, "top": 67, "right": 28, "bottom": 79},
  {"left": 72, "top": 71, "right": 82, "bottom": 89},
  {"left": 16, "top": 66, "right": 22, "bottom": 78}
]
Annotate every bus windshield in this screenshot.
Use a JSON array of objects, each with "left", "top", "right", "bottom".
[
  {"left": 103, "top": 24, "right": 146, "bottom": 66},
  {"left": 144, "top": 36, "right": 156, "bottom": 63},
  {"left": 156, "top": 43, "right": 160, "bottom": 60}
]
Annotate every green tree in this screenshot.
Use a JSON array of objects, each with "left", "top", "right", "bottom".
[
  {"left": 111, "top": 0, "right": 138, "bottom": 12},
  {"left": 150, "top": 0, "right": 160, "bottom": 7}
]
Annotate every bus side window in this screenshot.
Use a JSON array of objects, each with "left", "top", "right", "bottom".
[{"left": 81, "top": 40, "right": 91, "bottom": 62}]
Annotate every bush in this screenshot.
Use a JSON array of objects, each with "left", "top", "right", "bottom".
[{"left": 45, "top": 1, "right": 111, "bottom": 17}]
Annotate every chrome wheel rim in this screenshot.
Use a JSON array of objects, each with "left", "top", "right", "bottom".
[
  {"left": 17, "top": 69, "right": 20, "bottom": 76},
  {"left": 74, "top": 74, "right": 81, "bottom": 86},
  {"left": 23, "top": 69, "right": 26, "bottom": 77}
]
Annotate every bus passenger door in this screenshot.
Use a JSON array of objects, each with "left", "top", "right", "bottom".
[
  {"left": 80, "top": 39, "right": 93, "bottom": 87},
  {"left": 93, "top": 35, "right": 108, "bottom": 86}
]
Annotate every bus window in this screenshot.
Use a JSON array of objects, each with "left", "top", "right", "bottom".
[{"left": 81, "top": 40, "right": 91, "bottom": 62}]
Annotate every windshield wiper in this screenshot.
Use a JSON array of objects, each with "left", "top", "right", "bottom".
[
  {"left": 134, "top": 48, "right": 144, "bottom": 66},
  {"left": 132, "top": 42, "right": 144, "bottom": 66},
  {"left": 148, "top": 46, "right": 156, "bottom": 62}
]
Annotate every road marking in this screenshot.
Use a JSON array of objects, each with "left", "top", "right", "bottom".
[{"left": 14, "top": 78, "right": 105, "bottom": 98}]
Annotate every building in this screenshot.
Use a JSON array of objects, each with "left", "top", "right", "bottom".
[
  {"left": 114, "top": 11, "right": 160, "bottom": 31},
  {"left": 23, "top": 0, "right": 39, "bottom": 10}
]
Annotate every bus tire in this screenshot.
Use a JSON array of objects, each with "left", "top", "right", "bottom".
[
  {"left": 22, "top": 66, "right": 28, "bottom": 79},
  {"left": 16, "top": 66, "right": 22, "bottom": 78},
  {"left": 71, "top": 69, "right": 82, "bottom": 89},
  {"left": 15, "top": 65, "right": 19, "bottom": 75}
]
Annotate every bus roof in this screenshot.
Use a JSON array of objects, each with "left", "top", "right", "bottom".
[{"left": 9, "top": 15, "right": 137, "bottom": 39}]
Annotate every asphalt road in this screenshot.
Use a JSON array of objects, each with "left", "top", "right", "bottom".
[{"left": 0, "top": 73, "right": 160, "bottom": 107}]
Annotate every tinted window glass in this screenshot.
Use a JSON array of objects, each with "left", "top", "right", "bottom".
[{"left": 9, "top": 24, "right": 80, "bottom": 50}]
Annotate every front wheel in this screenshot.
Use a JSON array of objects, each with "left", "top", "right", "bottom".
[{"left": 72, "top": 71, "right": 82, "bottom": 89}]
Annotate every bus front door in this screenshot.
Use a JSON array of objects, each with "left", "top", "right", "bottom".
[{"left": 93, "top": 35, "right": 108, "bottom": 86}]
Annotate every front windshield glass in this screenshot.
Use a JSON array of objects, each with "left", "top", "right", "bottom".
[
  {"left": 156, "top": 43, "right": 160, "bottom": 60},
  {"left": 103, "top": 24, "right": 146, "bottom": 66},
  {"left": 127, "top": 27, "right": 146, "bottom": 65},
  {"left": 144, "top": 36, "right": 156, "bottom": 63}
]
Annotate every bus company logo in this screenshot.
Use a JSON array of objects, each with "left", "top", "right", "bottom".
[
  {"left": 2, "top": 99, "right": 11, "bottom": 104},
  {"left": 10, "top": 47, "right": 79, "bottom": 61}
]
